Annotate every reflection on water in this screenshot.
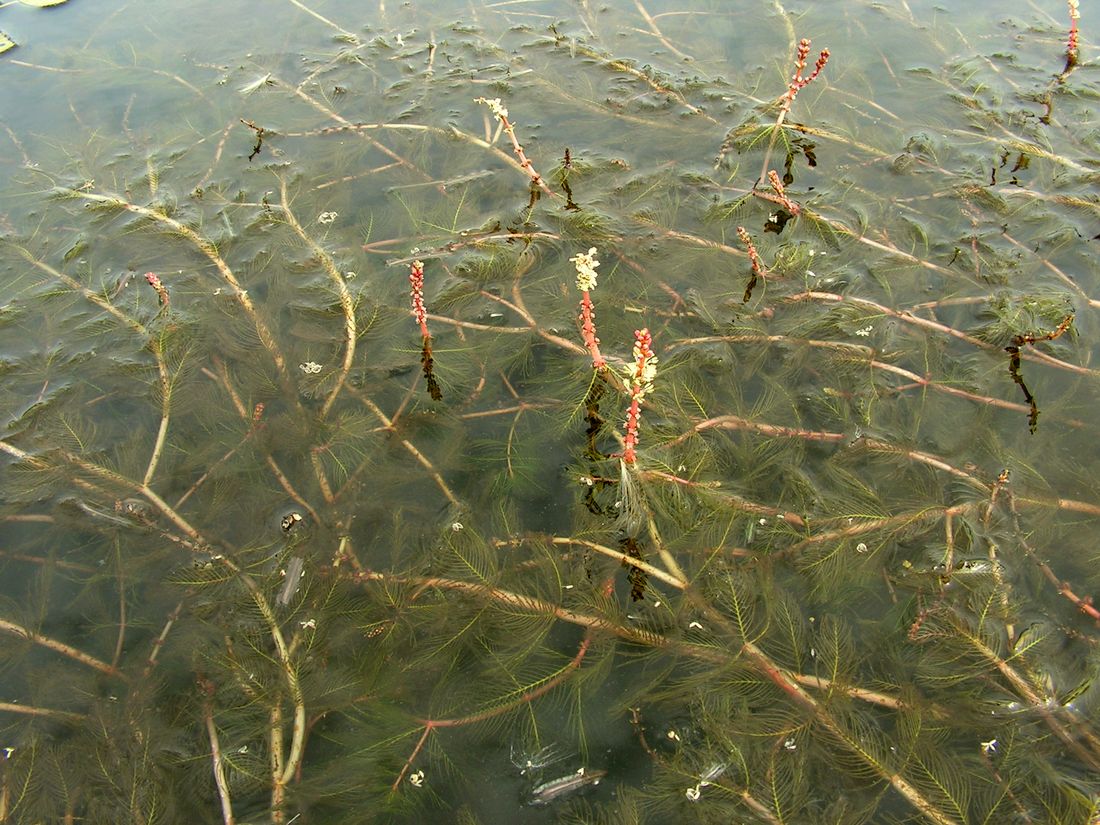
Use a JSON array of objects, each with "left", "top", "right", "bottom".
[{"left": 2, "top": 0, "right": 1100, "bottom": 822}]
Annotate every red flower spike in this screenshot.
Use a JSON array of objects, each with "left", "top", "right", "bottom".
[
  {"left": 622, "top": 328, "right": 657, "bottom": 465},
  {"left": 579, "top": 293, "right": 605, "bottom": 369},
  {"left": 767, "top": 170, "right": 801, "bottom": 215},
  {"left": 144, "top": 272, "right": 169, "bottom": 307},
  {"left": 736, "top": 227, "right": 767, "bottom": 278},
  {"left": 409, "top": 260, "right": 430, "bottom": 340},
  {"left": 781, "top": 38, "right": 830, "bottom": 114},
  {"left": 1068, "top": 0, "right": 1080, "bottom": 62}
]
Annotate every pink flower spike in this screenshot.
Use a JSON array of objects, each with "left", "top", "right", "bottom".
[
  {"left": 579, "top": 292, "right": 606, "bottom": 369},
  {"left": 767, "top": 170, "right": 801, "bottom": 215},
  {"left": 144, "top": 272, "right": 169, "bottom": 306},
  {"left": 781, "top": 37, "right": 829, "bottom": 113},
  {"left": 572, "top": 247, "right": 605, "bottom": 369},
  {"left": 409, "top": 260, "right": 430, "bottom": 339},
  {"left": 795, "top": 38, "right": 811, "bottom": 76},
  {"left": 1068, "top": 0, "right": 1080, "bottom": 60},
  {"left": 622, "top": 328, "right": 657, "bottom": 465},
  {"left": 736, "top": 227, "right": 767, "bottom": 278}
]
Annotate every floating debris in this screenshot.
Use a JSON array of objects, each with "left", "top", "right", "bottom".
[
  {"left": 528, "top": 767, "right": 607, "bottom": 806},
  {"left": 278, "top": 556, "right": 305, "bottom": 607}
]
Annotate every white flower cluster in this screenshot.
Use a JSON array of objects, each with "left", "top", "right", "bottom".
[
  {"left": 571, "top": 247, "right": 600, "bottom": 292},
  {"left": 627, "top": 338, "right": 658, "bottom": 397},
  {"left": 475, "top": 97, "right": 509, "bottom": 120},
  {"left": 632, "top": 360, "right": 658, "bottom": 398},
  {"left": 685, "top": 762, "right": 726, "bottom": 803},
  {"left": 1069, "top": 0, "right": 1079, "bottom": 20},
  {"left": 317, "top": 211, "right": 338, "bottom": 224}
]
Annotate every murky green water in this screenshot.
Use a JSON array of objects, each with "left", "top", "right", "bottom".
[{"left": 2, "top": 0, "right": 1099, "bottom": 822}]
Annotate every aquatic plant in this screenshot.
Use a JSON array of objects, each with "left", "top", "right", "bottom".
[
  {"left": 572, "top": 247, "right": 606, "bottom": 370},
  {"left": 621, "top": 328, "right": 657, "bottom": 466},
  {"left": 410, "top": 259, "right": 442, "bottom": 401},
  {"left": 0, "top": 0, "right": 1099, "bottom": 823},
  {"left": 409, "top": 260, "right": 430, "bottom": 341},
  {"left": 736, "top": 226, "right": 768, "bottom": 302},
  {"left": 1067, "top": 0, "right": 1081, "bottom": 65},
  {"left": 756, "top": 36, "right": 830, "bottom": 186}
]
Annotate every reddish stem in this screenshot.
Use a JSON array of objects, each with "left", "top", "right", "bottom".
[{"left": 390, "top": 632, "right": 593, "bottom": 791}]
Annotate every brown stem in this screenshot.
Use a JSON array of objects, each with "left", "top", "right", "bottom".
[
  {"left": 112, "top": 553, "right": 127, "bottom": 670},
  {"left": 391, "top": 633, "right": 593, "bottom": 791},
  {"left": 63, "top": 189, "right": 296, "bottom": 393},
  {"left": 174, "top": 415, "right": 263, "bottom": 508},
  {"left": 631, "top": 0, "right": 693, "bottom": 61},
  {"left": 203, "top": 362, "right": 323, "bottom": 525},
  {"left": 202, "top": 686, "right": 236, "bottom": 825},
  {"left": 495, "top": 535, "right": 685, "bottom": 589},
  {"left": 0, "top": 617, "right": 124, "bottom": 679},
  {"left": 958, "top": 625, "right": 1100, "bottom": 772},
  {"left": 0, "top": 701, "right": 85, "bottom": 723},
  {"left": 142, "top": 343, "right": 173, "bottom": 487},
  {"left": 196, "top": 120, "right": 235, "bottom": 191},
  {"left": 11, "top": 247, "right": 178, "bottom": 484},
  {"left": 284, "top": 0, "right": 357, "bottom": 40},
  {"left": 270, "top": 704, "right": 285, "bottom": 820},
  {"left": 352, "top": 567, "right": 955, "bottom": 823},
  {"left": 786, "top": 291, "right": 1094, "bottom": 377},
  {"left": 668, "top": 334, "right": 1085, "bottom": 427},
  {"left": 475, "top": 287, "right": 595, "bottom": 363},
  {"left": 1004, "top": 489, "right": 1100, "bottom": 623},
  {"left": 347, "top": 389, "right": 460, "bottom": 506},
  {"left": 641, "top": 469, "right": 806, "bottom": 528},
  {"left": 0, "top": 549, "right": 95, "bottom": 573},
  {"left": 563, "top": 42, "right": 718, "bottom": 125},
  {"left": 143, "top": 600, "right": 185, "bottom": 679},
  {"left": 277, "top": 177, "right": 358, "bottom": 419},
  {"left": 309, "top": 450, "right": 336, "bottom": 506},
  {"left": 668, "top": 413, "right": 846, "bottom": 447},
  {"left": 782, "top": 504, "right": 977, "bottom": 560},
  {"left": 275, "top": 81, "right": 435, "bottom": 183}
]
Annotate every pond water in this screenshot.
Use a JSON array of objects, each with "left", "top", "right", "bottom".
[{"left": 2, "top": 0, "right": 1099, "bottom": 822}]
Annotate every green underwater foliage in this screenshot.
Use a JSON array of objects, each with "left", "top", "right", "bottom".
[{"left": 1, "top": 0, "right": 1099, "bottom": 822}]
